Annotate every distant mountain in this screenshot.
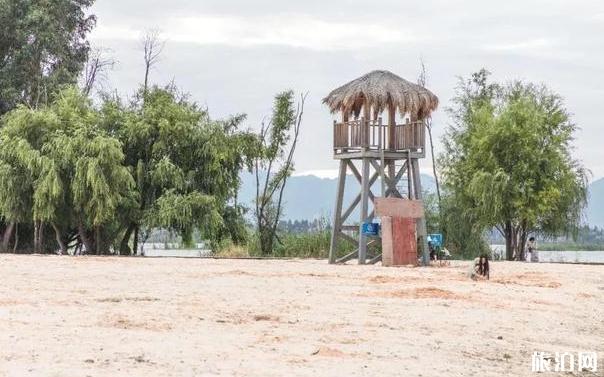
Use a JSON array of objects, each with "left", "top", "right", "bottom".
[
  {"left": 239, "top": 173, "right": 604, "bottom": 227},
  {"left": 239, "top": 172, "right": 436, "bottom": 221},
  {"left": 587, "top": 178, "right": 604, "bottom": 228}
]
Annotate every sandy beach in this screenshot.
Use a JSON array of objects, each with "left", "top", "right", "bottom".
[{"left": 0, "top": 255, "right": 602, "bottom": 377}]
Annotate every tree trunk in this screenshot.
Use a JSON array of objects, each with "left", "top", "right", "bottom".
[
  {"left": 133, "top": 226, "right": 139, "bottom": 256},
  {"left": 78, "top": 221, "right": 94, "bottom": 255},
  {"left": 1, "top": 222, "right": 15, "bottom": 252},
  {"left": 511, "top": 226, "right": 518, "bottom": 260},
  {"left": 13, "top": 223, "right": 19, "bottom": 253},
  {"left": 33, "top": 221, "right": 39, "bottom": 253},
  {"left": 426, "top": 123, "right": 442, "bottom": 207},
  {"left": 517, "top": 225, "right": 528, "bottom": 262},
  {"left": 94, "top": 226, "right": 103, "bottom": 255},
  {"left": 120, "top": 223, "right": 135, "bottom": 255},
  {"left": 504, "top": 222, "right": 513, "bottom": 261},
  {"left": 52, "top": 224, "right": 67, "bottom": 255},
  {"left": 39, "top": 222, "right": 44, "bottom": 253},
  {"left": 259, "top": 223, "right": 274, "bottom": 256}
]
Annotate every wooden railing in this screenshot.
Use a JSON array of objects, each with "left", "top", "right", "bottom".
[{"left": 334, "top": 118, "right": 425, "bottom": 152}]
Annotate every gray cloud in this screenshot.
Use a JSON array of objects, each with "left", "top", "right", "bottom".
[{"left": 90, "top": 0, "right": 604, "bottom": 179}]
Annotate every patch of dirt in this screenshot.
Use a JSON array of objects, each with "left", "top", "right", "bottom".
[
  {"left": 577, "top": 293, "right": 595, "bottom": 299},
  {"left": 253, "top": 314, "right": 280, "bottom": 322},
  {"left": 368, "top": 275, "right": 409, "bottom": 284},
  {"left": 492, "top": 273, "right": 561, "bottom": 288},
  {"left": 102, "top": 315, "right": 172, "bottom": 331},
  {"left": 0, "top": 299, "right": 26, "bottom": 306},
  {"left": 96, "top": 296, "right": 160, "bottom": 303},
  {"left": 96, "top": 297, "right": 123, "bottom": 303},
  {"left": 130, "top": 354, "right": 154, "bottom": 364},
  {"left": 224, "top": 269, "right": 254, "bottom": 276},
  {"left": 530, "top": 299, "right": 555, "bottom": 306},
  {"left": 360, "top": 287, "right": 468, "bottom": 300},
  {"left": 125, "top": 296, "right": 160, "bottom": 302},
  {"left": 311, "top": 346, "right": 347, "bottom": 358}
]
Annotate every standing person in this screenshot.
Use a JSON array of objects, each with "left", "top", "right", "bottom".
[{"left": 526, "top": 237, "right": 537, "bottom": 263}]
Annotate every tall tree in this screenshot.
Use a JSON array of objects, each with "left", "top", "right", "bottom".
[
  {"left": 101, "top": 85, "right": 258, "bottom": 254},
  {"left": 441, "top": 70, "right": 588, "bottom": 260},
  {"left": 253, "top": 91, "right": 305, "bottom": 255},
  {"left": 0, "top": 0, "right": 96, "bottom": 113}
]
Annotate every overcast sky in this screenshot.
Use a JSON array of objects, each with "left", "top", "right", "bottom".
[{"left": 90, "top": 0, "right": 604, "bottom": 180}]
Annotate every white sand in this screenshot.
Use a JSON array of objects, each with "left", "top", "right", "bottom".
[{"left": 0, "top": 255, "right": 602, "bottom": 377}]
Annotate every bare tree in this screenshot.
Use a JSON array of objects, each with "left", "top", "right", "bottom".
[
  {"left": 254, "top": 91, "right": 307, "bottom": 255},
  {"left": 417, "top": 58, "right": 442, "bottom": 207},
  {"left": 123, "top": 29, "right": 166, "bottom": 256},
  {"left": 141, "top": 29, "right": 165, "bottom": 96},
  {"left": 81, "top": 48, "right": 116, "bottom": 95}
]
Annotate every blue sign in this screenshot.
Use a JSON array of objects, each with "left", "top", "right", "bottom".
[
  {"left": 362, "top": 222, "right": 380, "bottom": 236},
  {"left": 427, "top": 233, "right": 443, "bottom": 247}
]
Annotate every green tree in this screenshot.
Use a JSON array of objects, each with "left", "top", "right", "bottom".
[
  {"left": 253, "top": 91, "right": 305, "bottom": 255},
  {"left": 101, "top": 85, "right": 259, "bottom": 254},
  {"left": 441, "top": 70, "right": 588, "bottom": 260},
  {"left": 0, "top": 88, "right": 135, "bottom": 254},
  {"left": 0, "top": 0, "right": 96, "bottom": 113},
  {"left": 0, "top": 105, "right": 60, "bottom": 252}
]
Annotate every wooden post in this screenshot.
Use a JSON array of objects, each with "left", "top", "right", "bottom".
[
  {"left": 388, "top": 104, "right": 396, "bottom": 150},
  {"left": 411, "top": 158, "right": 430, "bottom": 266},
  {"left": 407, "top": 150, "right": 413, "bottom": 198},
  {"left": 363, "top": 101, "right": 371, "bottom": 148},
  {"left": 382, "top": 217, "right": 418, "bottom": 266},
  {"left": 359, "top": 158, "right": 370, "bottom": 264},
  {"left": 329, "top": 160, "right": 347, "bottom": 264}
]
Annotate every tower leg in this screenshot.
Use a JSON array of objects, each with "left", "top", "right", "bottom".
[
  {"left": 411, "top": 158, "right": 430, "bottom": 266},
  {"left": 329, "top": 160, "right": 347, "bottom": 264},
  {"left": 359, "top": 158, "right": 370, "bottom": 264},
  {"left": 387, "top": 161, "right": 395, "bottom": 198}
]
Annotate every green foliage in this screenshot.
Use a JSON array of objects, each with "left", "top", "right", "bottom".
[
  {"left": 440, "top": 70, "right": 588, "bottom": 260},
  {"left": 254, "top": 91, "right": 304, "bottom": 255},
  {"left": 0, "top": 85, "right": 259, "bottom": 254},
  {"left": 101, "top": 85, "right": 260, "bottom": 253},
  {"left": 246, "top": 230, "right": 354, "bottom": 259},
  {"left": 0, "top": 0, "right": 96, "bottom": 113}
]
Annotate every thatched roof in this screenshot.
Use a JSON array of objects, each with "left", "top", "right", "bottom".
[{"left": 323, "top": 70, "right": 439, "bottom": 119}]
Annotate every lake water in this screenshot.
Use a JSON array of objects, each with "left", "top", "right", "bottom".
[
  {"left": 142, "top": 243, "right": 211, "bottom": 258},
  {"left": 140, "top": 243, "right": 604, "bottom": 263},
  {"left": 490, "top": 244, "right": 604, "bottom": 264}
]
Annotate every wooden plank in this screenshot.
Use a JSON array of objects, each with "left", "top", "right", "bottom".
[
  {"left": 392, "top": 217, "right": 417, "bottom": 266},
  {"left": 341, "top": 194, "right": 361, "bottom": 224},
  {"left": 338, "top": 232, "right": 358, "bottom": 247},
  {"left": 336, "top": 249, "right": 358, "bottom": 264},
  {"left": 381, "top": 216, "right": 418, "bottom": 267},
  {"left": 411, "top": 159, "right": 430, "bottom": 266},
  {"left": 347, "top": 160, "right": 362, "bottom": 184},
  {"left": 381, "top": 216, "right": 393, "bottom": 266},
  {"left": 374, "top": 198, "right": 424, "bottom": 218},
  {"left": 329, "top": 160, "right": 347, "bottom": 264},
  {"left": 359, "top": 157, "right": 370, "bottom": 264},
  {"left": 341, "top": 167, "right": 378, "bottom": 223}
]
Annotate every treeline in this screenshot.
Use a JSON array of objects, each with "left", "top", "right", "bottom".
[
  {"left": 0, "top": 0, "right": 304, "bottom": 255},
  {"left": 278, "top": 217, "right": 330, "bottom": 234},
  {"left": 0, "top": 86, "right": 261, "bottom": 254}
]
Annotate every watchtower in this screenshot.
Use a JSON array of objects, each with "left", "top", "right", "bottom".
[{"left": 324, "top": 70, "right": 439, "bottom": 265}]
